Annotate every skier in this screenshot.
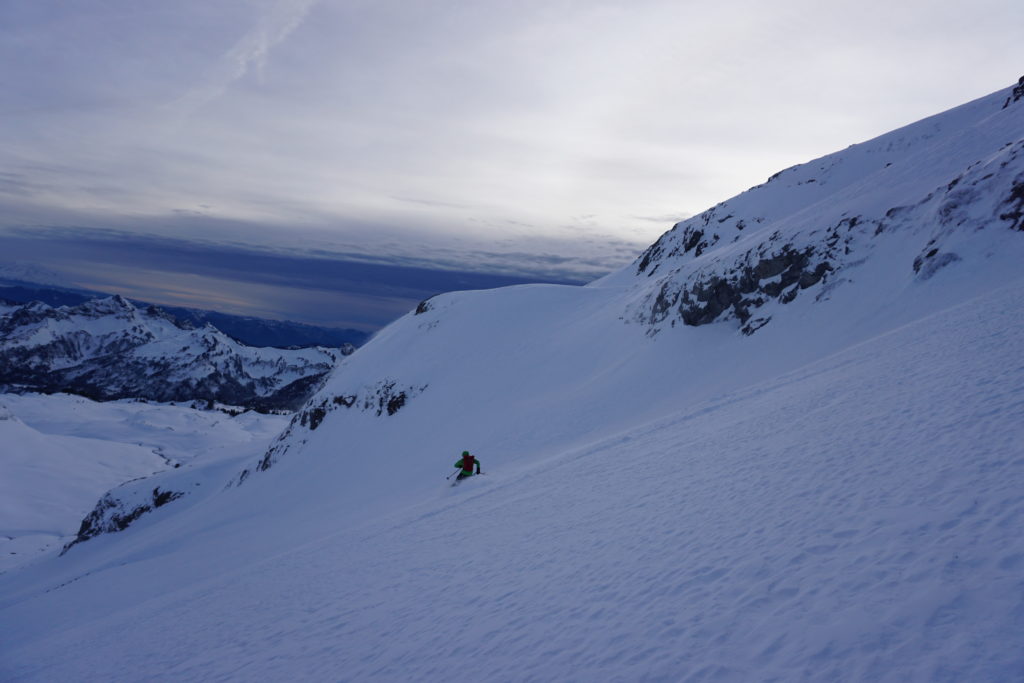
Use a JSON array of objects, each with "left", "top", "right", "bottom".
[{"left": 453, "top": 450, "right": 482, "bottom": 481}]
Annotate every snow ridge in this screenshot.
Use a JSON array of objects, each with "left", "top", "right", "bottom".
[{"left": 617, "top": 84, "right": 1024, "bottom": 335}]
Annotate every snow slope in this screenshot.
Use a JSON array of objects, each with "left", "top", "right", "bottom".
[
  {"left": 0, "top": 394, "right": 288, "bottom": 572},
  {"left": 0, "top": 80, "right": 1022, "bottom": 681},
  {"left": 0, "top": 400, "right": 162, "bottom": 571},
  {"left": 1, "top": 279, "right": 1021, "bottom": 682},
  {"left": 604, "top": 73, "right": 1024, "bottom": 339}
]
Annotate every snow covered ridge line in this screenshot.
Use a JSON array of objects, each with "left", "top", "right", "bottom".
[
  {"left": 234, "top": 379, "right": 427, "bottom": 483},
  {"left": 627, "top": 78, "right": 1024, "bottom": 335},
  {"left": 0, "top": 295, "right": 346, "bottom": 411}
]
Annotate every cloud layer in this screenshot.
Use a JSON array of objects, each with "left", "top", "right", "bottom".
[{"left": 0, "top": 228, "right": 590, "bottom": 330}]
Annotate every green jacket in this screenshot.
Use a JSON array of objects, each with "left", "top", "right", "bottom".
[{"left": 454, "top": 455, "right": 481, "bottom": 475}]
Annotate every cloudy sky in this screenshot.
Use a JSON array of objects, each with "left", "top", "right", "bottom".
[{"left": 1, "top": 0, "right": 1021, "bottom": 329}]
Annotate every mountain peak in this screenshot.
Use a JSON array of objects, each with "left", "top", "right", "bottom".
[{"left": 77, "top": 295, "right": 137, "bottom": 318}]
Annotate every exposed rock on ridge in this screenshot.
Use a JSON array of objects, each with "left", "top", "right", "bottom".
[
  {"left": 62, "top": 486, "right": 185, "bottom": 554},
  {"left": 234, "top": 379, "right": 427, "bottom": 482},
  {"left": 626, "top": 81, "right": 1024, "bottom": 335}
]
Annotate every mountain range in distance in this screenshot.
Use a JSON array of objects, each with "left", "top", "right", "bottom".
[
  {"left": 0, "top": 275, "right": 370, "bottom": 349},
  {"left": 0, "top": 295, "right": 344, "bottom": 412}
]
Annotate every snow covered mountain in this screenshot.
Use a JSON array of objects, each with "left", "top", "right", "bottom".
[
  {"left": 616, "top": 75, "right": 1024, "bottom": 336},
  {"left": 1, "top": 80, "right": 1022, "bottom": 681},
  {"left": 0, "top": 274, "right": 371, "bottom": 348},
  {"left": 0, "top": 296, "right": 343, "bottom": 411}
]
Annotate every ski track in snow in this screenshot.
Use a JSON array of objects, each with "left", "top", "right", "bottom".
[{"left": 3, "top": 282, "right": 1023, "bottom": 682}]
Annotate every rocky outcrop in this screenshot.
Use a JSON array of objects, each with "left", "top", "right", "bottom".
[
  {"left": 61, "top": 486, "right": 186, "bottom": 554},
  {"left": 1002, "top": 75, "right": 1024, "bottom": 109},
  {"left": 415, "top": 298, "right": 435, "bottom": 315},
  {"left": 295, "top": 379, "right": 424, "bottom": 431},
  {"left": 629, "top": 83, "right": 1024, "bottom": 336},
  {"left": 637, "top": 206, "right": 762, "bottom": 278},
  {"left": 231, "top": 379, "right": 427, "bottom": 483},
  {"left": 1000, "top": 176, "right": 1024, "bottom": 231},
  {"left": 635, "top": 217, "right": 858, "bottom": 335}
]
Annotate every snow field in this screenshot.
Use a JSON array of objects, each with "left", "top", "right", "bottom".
[
  {"left": 3, "top": 280, "right": 1022, "bottom": 681},
  {"left": 0, "top": 395, "right": 288, "bottom": 572}
]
